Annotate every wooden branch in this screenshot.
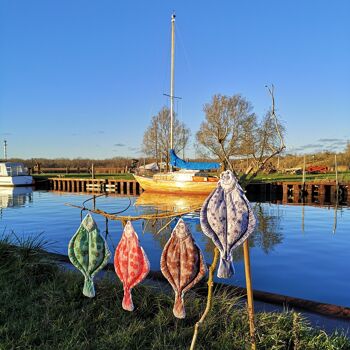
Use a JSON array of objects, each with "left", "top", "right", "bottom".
[
  {"left": 64, "top": 203, "right": 201, "bottom": 223},
  {"left": 266, "top": 84, "right": 285, "bottom": 150},
  {"left": 190, "top": 247, "right": 220, "bottom": 350},
  {"left": 241, "top": 84, "right": 286, "bottom": 187}
]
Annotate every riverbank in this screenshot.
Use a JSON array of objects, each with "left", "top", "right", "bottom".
[
  {"left": 33, "top": 171, "right": 350, "bottom": 183},
  {"left": 1, "top": 236, "right": 349, "bottom": 349}
]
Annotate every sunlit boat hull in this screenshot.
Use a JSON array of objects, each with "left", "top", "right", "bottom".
[{"left": 134, "top": 174, "right": 217, "bottom": 195}]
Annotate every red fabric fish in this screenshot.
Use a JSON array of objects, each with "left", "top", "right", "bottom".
[
  {"left": 161, "top": 218, "right": 207, "bottom": 318},
  {"left": 114, "top": 221, "right": 150, "bottom": 311}
]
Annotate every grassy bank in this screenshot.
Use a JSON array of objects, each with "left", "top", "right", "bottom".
[
  {"left": 33, "top": 173, "right": 135, "bottom": 181},
  {"left": 33, "top": 171, "right": 350, "bottom": 184},
  {"left": 0, "top": 236, "right": 349, "bottom": 350},
  {"left": 252, "top": 171, "right": 350, "bottom": 183}
]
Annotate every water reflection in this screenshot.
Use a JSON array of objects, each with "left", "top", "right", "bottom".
[
  {"left": 136, "top": 192, "right": 284, "bottom": 261},
  {"left": 1, "top": 190, "right": 350, "bottom": 306},
  {"left": 0, "top": 187, "right": 33, "bottom": 210},
  {"left": 135, "top": 192, "right": 207, "bottom": 212}
]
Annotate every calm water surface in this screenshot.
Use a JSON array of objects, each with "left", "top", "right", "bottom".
[{"left": 1, "top": 188, "right": 349, "bottom": 308}]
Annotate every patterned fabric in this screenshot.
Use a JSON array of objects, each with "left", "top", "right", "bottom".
[
  {"left": 200, "top": 170, "right": 256, "bottom": 278},
  {"left": 68, "top": 213, "right": 111, "bottom": 297},
  {"left": 114, "top": 221, "right": 150, "bottom": 311},
  {"left": 160, "top": 219, "right": 207, "bottom": 318}
]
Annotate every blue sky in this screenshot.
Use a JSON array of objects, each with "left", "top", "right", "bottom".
[{"left": 0, "top": 0, "right": 349, "bottom": 159}]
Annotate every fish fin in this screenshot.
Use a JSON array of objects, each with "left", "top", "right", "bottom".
[
  {"left": 173, "top": 291, "right": 185, "bottom": 319},
  {"left": 83, "top": 276, "right": 95, "bottom": 298},
  {"left": 122, "top": 287, "right": 134, "bottom": 312},
  {"left": 217, "top": 256, "right": 235, "bottom": 279}
]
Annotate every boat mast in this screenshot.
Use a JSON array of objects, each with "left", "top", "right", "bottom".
[{"left": 170, "top": 13, "right": 175, "bottom": 150}]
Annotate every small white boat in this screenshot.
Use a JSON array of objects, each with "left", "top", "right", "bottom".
[{"left": 0, "top": 162, "right": 34, "bottom": 187}]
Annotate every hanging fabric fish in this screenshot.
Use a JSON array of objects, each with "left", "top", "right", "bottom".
[
  {"left": 68, "top": 213, "right": 111, "bottom": 297},
  {"left": 161, "top": 218, "right": 207, "bottom": 319},
  {"left": 200, "top": 170, "right": 256, "bottom": 278},
  {"left": 114, "top": 221, "right": 150, "bottom": 311}
]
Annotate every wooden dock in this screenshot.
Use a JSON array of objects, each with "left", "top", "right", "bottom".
[
  {"left": 45, "top": 178, "right": 349, "bottom": 205},
  {"left": 48, "top": 178, "right": 142, "bottom": 195},
  {"left": 245, "top": 181, "right": 350, "bottom": 205},
  {"left": 276, "top": 181, "right": 350, "bottom": 205}
]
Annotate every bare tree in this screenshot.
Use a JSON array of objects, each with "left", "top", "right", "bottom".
[
  {"left": 142, "top": 107, "right": 191, "bottom": 168},
  {"left": 196, "top": 94, "right": 257, "bottom": 170},
  {"left": 196, "top": 86, "right": 285, "bottom": 185}
]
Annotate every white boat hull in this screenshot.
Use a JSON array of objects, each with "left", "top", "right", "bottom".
[{"left": 0, "top": 176, "right": 34, "bottom": 187}]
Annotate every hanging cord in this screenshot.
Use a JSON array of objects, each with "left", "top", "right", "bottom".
[
  {"left": 78, "top": 195, "right": 132, "bottom": 218},
  {"left": 80, "top": 208, "right": 85, "bottom": 222},
  {"left": 105, "top": 217, "right": 109, "bottom": 240},
  {"left": 82, "top": 193, "right": 107, "bottom": 208}
]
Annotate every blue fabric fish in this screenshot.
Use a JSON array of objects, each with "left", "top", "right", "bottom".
[{"left": 200, "top": 170, "right": 256, "bottom": 278}]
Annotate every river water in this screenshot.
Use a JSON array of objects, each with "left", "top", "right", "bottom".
[{"left": 1, "top": 187, "right": 349, "bottom": 308}]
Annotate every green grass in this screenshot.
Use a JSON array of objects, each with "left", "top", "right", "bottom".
[
  {"left": 33, "top": 171, "right": 350, "bottom": 184},
  {"left": 0, "top": 235, "right": 349, "bottom": 350},
  {"left": 252, "top": 171, "right": 350, "bottom": 183},
  {"left": 33, "top": 173, "right": 135, "bottom": 180}
]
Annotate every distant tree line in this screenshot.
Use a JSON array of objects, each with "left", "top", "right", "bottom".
[
  {"left": 8, "top": 88, "right": 349, "bottom": 173},
  {"left": 6, "top": 157, "right": 150, "bottom": 170},
  {"left": 7, "top": 147, "right": 349, "bottom": 173}
]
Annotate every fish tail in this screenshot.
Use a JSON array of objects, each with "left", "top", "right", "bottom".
[
  {"left": 122, "top": 287, "right": 134, "bottom": 312},
  {"left": 83, "top": 276, "right": 95, "bottom": 298},
  {"left": 173, "top": 291, "right": 185, "bottom": 319},
  {"left": 217, "top": 257, "right": 235, "bottom": 278}
]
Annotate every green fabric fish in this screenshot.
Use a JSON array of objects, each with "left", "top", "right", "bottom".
[{"left": 68, "top": 213, "right": 111, "bottom": 297}]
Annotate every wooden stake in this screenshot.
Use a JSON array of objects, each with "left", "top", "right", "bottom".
[{"left": 243, "top": 240, "right": 256, "bottom": 350}]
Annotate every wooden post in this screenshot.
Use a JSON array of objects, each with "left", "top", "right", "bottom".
[
  {"left": 126, "top": 181, "right": 130, "bottom": 195},
  {"left": 293, "top": 184, "right": 300, "bottom": 203},
  {"left": 243, "top": 240, "right": 256, "bottom": 350},
  {"left": 282, "top": 183, "right": 288, "bottom": 203}
]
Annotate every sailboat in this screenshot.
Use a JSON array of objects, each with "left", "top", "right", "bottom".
[{"left": 134, "top": 14, "right": 220, "bottom": 195}]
